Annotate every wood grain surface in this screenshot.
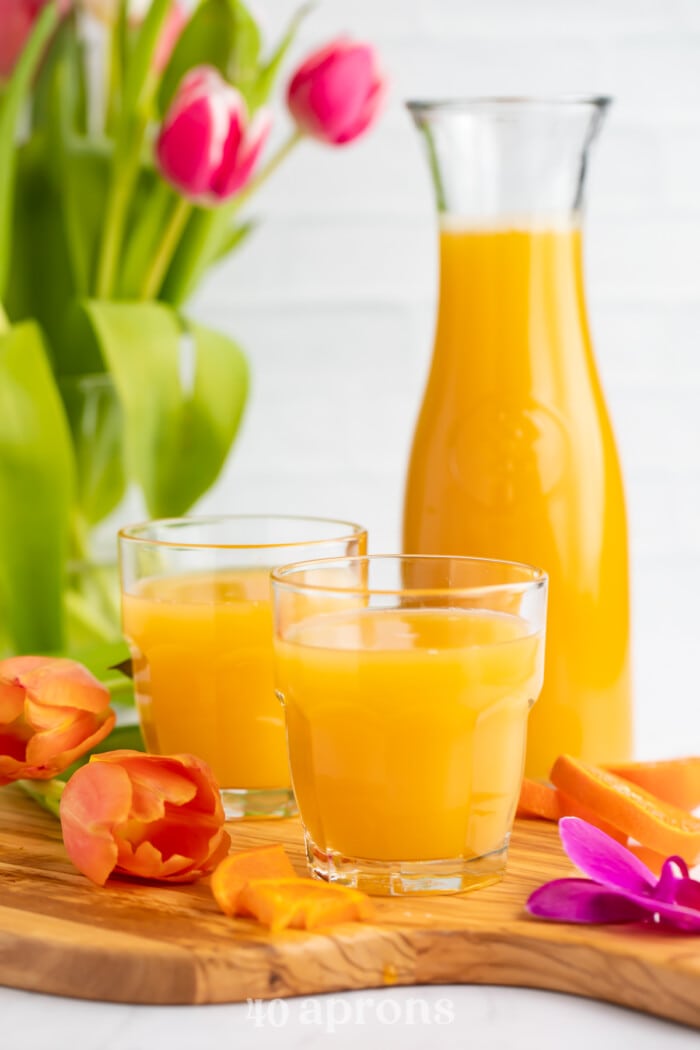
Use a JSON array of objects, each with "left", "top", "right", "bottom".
[{"left": 0, "top": 785, "right": 698, "bottom": 1024}]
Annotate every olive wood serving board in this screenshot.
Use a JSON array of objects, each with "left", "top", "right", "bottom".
[{"left": 0, "top": 785, "right": 698, "bottom": 1025}]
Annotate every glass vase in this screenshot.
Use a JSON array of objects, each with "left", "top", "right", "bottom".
[
  {"left": 403, "top": 98, "right": 632, "bottom": 777},
  {"left": 60, "top": 373, "right": 132, "bottom": 648}
]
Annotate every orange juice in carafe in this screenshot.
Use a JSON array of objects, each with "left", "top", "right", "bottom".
[{"left": 404, "top": 100, "right": 632, "bottom": 777}]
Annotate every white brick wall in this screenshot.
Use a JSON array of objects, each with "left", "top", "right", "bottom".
[{"left": 191, "top": 0, "right": 700, "bottom": 758}]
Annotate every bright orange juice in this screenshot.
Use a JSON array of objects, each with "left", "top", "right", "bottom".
[
  {"left": 275, "top": 607, "right": 544, "bottom": 862},
  {"left": 122, "top": 569, "right": 288, "bottom": 789},
  {"left": 404, "top": 225, "right": 631, "bottom": 778}
]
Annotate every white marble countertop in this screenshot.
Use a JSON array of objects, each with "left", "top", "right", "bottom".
[{"left": 4, "top": 984, "right": 699, "bottom": 1049}]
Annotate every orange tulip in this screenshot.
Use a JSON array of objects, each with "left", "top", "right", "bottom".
[
  {"left": 60, "top": 750, "right": 231, "bottom": 886},
  {"left": 0, "top": 656, "right": 115, "bottom": 784}
]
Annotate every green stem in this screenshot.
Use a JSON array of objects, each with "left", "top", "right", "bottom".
[
  {"left": 139, "top": 195, "right": 192, "bottom": 300},
  {"left": 94, "top": 0, "right": 173, "bottom": 298},
  {"left": 233, "top": 129, "right": 303, "bottom": 213},
  {"left": 0, "top": 3, "right": 59, "bottom": 300},
  {"left": 159, "top": 131, "right": 303, "bottom": 305},
  {"left": 94, "top": 140, "right": 143, "bottom": 298},
  {"left": 105, "top": 0, "right": 129, "bottom": 135},
  {"left": 17, "top": 778, "right": 65, "bottom": 820},
  {"left": 0, "top": 303, "right": 8, "bottom": 334}
]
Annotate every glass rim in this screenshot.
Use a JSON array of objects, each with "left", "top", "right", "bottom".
[
  {"left": 117, "top": 514, "right": 367, "bottom": 552},
  {"left": 406, "top": 95, "right": 612, "bottom": 117},
  {"left": 272, "top": 553, "right": 547, "bottom": 599}
]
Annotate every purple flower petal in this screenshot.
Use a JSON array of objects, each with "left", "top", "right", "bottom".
[
  {"left": 654, "top": 856, "right": 689, "bottom": 903},
  {"left": 676, "top": 876, "right": 700, "bottom": 913},
  {"left": 529, "top": 822, "right": 700, "bottom": 932},
  {"left": 559, "top": 816, "right": 656, "bottom": 896},
  {"left": 649, "top": 898, "right": 700, "bottom": 932},
  {"left": 527, "top": 878, "right": 650, "bottom": 924}
]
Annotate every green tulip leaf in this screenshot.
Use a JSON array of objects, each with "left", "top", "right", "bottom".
[
  {"left": 0, "top": 3, "right": 59, "bottom": 301},
  {"left": 29, "top": 18, "right": 94, "bottom": 301},
  {"left": 0, "top": 321, "right": 75, "bottom": 653},
  {"left": 210, "top": 217, "right": 257, "bottom": 263},
  {"left": 251, "top": 2, "right": 312, "bottom": 108},
  {"left": 6, "top": 141, "right": 76, "bottom": 349},
  {"left": 59, "top": 141, "right": 113, "bottom": 307},
  {"left": 158, "top": 0, "right": 235, "bottom": 111},
  {"left": 7, "top": 138, "right": 111, "bottom": 350},
  {"left": 226, "top": 0, "right": 262, "bottom": 96},
  {"left": 76, "top": 301, "right": 248, "bottom": 518},
  {"left": 123, "top": 0, "right": 173, "bottom": 116},
  {"left": 158, "top": 0, "right": 261, "bottom": 112},
  {"left": 32, "top": 12, "right": 87, "bottom": 141}
]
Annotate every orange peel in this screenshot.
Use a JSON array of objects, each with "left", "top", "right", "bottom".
[
  {"left": 551, "top": 755, "right": 700, "bottom": 866},
  {"left": 211, "top": 844, "right": 295, "bottom": 917}
]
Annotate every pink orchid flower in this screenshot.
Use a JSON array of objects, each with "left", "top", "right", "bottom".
[
  {"left": 287, "top": 38, "right": 385, "bottom": 146},
  {"left": 527, "top": 817, "right": 700, "bottom": 932},
  {"left": 0, "top": 656, "right": 115, "bottom": 783},
  {"left": 60, "top": 750, "right": 231, "bottom": 885},
  {"left": 156, "top": 66, "right": 272, "bottom": 203}
]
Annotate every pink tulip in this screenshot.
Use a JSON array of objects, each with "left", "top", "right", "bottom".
[
  {"left": 287, "top": 38, "right": 385, "bottom": 146},
  {"left": 156, "top": 66, "right": 271, "bottom": 203},
  {"left": 0, "top": 0, "right": 69, "bottom": 78}
]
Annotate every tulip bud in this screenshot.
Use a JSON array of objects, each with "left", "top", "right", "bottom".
[
  {"left": 156, "top": 66, "right": 271, "bottom": 203},
  {"left": 60, "top": 751, "right": 231, "bottom": 885},
  {"left": 287, "top": 38, "right": 385, "bottom": 146},
  {"left": 0, "top": 656, "right": 115, "bottom": 783}
]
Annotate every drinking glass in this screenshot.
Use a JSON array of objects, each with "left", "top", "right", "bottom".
[
  {"left": 119, "top": 515, "right": 367, "bottom": 819},
  {"left": 272, "top": 555, "right": 547, "bottom": 894}
]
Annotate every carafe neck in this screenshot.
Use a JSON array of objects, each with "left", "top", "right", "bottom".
[{"left": 409, "top": 97, "right": 609, "bottom": 226}]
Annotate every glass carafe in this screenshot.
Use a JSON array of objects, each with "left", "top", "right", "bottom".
[{"left": 404, "top": 98, "right": 632, "bottom": 778}]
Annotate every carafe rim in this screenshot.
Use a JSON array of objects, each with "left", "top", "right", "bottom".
[{"left": 406, "top": 95, "right": 612, "bottom": 118}]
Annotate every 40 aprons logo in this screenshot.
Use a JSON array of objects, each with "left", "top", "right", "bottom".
[{"left": 247, "top": 995, "right": 456, "bottom": 1031}]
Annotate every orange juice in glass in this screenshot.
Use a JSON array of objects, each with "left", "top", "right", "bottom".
[
  {"left": 119, "top": 516, "right": 367, "bottom": 818},
  {"left": 272, "top": 555, "right": 547, "bottom": 894}
]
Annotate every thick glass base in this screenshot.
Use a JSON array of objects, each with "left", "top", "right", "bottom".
[
  {"left": 305, "top": 832, "right": 508, "bottom": 896},
  {"left": 221, "top": 787, "right": 297, "bottom": 821}
]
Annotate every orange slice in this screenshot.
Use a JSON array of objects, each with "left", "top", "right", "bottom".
[
  {"left": 211, "top": 844, "right": 295, "bottom": 917},
  {"left": 551, "top": 755, "right": 700, "bottom": 865},
  {"left": 237, "top": 877, "right": 374, "bottom": 933},
  {"left": 516, "top": 779, "right": 561, "bottom": 821},
  {"left": 605, "top": 757, "right": 700, "bottom": 813},
  {"left": 516, "top": 777, "right": 626, "bottom": 842}
]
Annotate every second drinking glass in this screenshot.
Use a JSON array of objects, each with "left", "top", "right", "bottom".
[
  {"left": 272, "top": 555, "right": 547, "bottom": 895},
  {"left": 119, "top": 515, "right": 367, "bottom": 819}
]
